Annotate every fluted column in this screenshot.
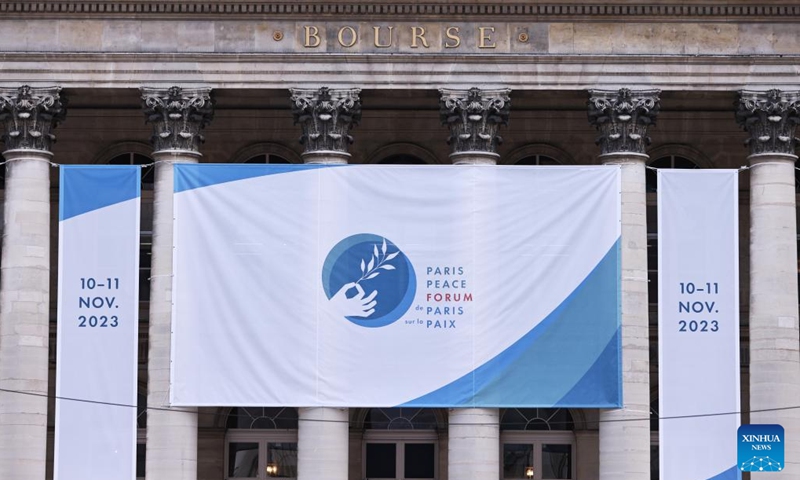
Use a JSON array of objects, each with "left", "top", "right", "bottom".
[
  {"left": 0, "top": 85, "right": 65, "bottom": 480},
  {"left": 440, "top": 87, "right": 510, "bottom": 480},
  {"left": 290, "top": 86, "right": 361, "bottom": 480},
  {"left": 141, "top": 86, "right": 214, "bottom": 480},
  {"left": 588, "top": 88, "right": 660, "bottom": 480},
  {"left": 736, "top": 89, "right": 800, "bottom": 479}
]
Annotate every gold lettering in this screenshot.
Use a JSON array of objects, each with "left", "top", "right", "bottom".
[
  {"left": 445, "top": 26, "right": 461, "bottom": 48},
  {"left": 337, "top": 26, "right": 357, "bottom": 47},
  {"left": 478, "top": 26, "right": 496, "bottom": 49},
  {"left": 304, "top": 25, "right": 321, "bottom": 48},
  {"left": 373, "top": 26, "right": 394, "bottom": 48},
  {"left": 411, "top": 26, "right": 429, "bottom": 48}
]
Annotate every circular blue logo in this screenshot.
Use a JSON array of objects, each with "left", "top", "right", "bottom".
[{"left": 322, "top": 234, "right": 416, "bottom": 328}]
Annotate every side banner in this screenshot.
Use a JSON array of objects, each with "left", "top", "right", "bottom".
[
  {"left": 55, "top": 166, "right": 141, "bottom": 480},
  {"left": 658, "top": 170, "right": 740, "bottom": 480},
  {"left": 172, "top": 164, "right": 621, "bottom": 408}
]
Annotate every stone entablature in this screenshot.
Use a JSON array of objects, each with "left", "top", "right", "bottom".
[
  {"left": 2, "top": 20, "right": 800, "bottom": 56},
  {"left": 2, "top": 6, "right": 800, "bottom": 91}
]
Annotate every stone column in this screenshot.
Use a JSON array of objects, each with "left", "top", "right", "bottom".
[
  {"left": 736, "top": 89, "right": 800, "bottom": 479},
  {"left": 290, "top": 86, "right": 361, "bottom": 480},
  {"left": 440, "top": 87, "right": 510, "bottom": 480},
  {"left": 588, "top": 88, "right": 660, "bottom": 480},
  {"left": 141, "top": 86, "right": 214, "bottom": 480},
  {"left": 0, "top": 85, "right": 65, "bottom": 480}
]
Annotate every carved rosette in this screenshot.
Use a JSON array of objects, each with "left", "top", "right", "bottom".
[
  {"left": 439, "top": 88, "right": 511, "bottom": 155},
  {"left": 0, "top": 85, "right": 66, "bottom": 152},
  {"left": 290, "top": 87, "right": 362, "bottom": 154},
  {"left": 736, "top": 89, "right": 800, "bottom": 156},
  {"left": 587, "top": 88, "right": 660, "bottom": 155},
  {"left": 140, "top": 86, "right": 214, "bottom": 153}
]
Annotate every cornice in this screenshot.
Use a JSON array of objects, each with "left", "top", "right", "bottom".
[
  {"left": 3, "top": 51, "right": 800, "bottom": 64},
  {"left": 0, "top": 2, "right": 798, "bottom": 22}
]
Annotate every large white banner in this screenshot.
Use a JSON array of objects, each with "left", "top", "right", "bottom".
[
  {"left": 172, "top": 164, "right": 621, "bottom": 407},
  {"left": 55, "top": 166, "right": 140, "bottom": 480},
  {"left": 658, "top": 170, "right": 740, "bottom": 480}
]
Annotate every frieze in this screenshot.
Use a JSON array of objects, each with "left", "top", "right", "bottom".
[{"left": 0, "top": 2, "right": 798, "bottom": 21}]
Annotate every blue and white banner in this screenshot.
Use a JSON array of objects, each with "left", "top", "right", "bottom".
[
  {"left": 658, "top": 170, "right": 741, "bottom": 480},
  {"left": 55, "top": 166, "right": 140, "bottom": 480},
  {"left": 171, "top": 164, "right": 621, "bottom": 407}
]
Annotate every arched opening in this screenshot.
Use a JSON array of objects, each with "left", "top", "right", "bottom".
[
  {"left": 645, "top": 155, "right": 699, "bottom": 193},
  {"left": 361, "top": 408, "right": 440, "bottom": 480},
  {"left": 500, "top": 408, "right": 575, "bottom": 480},
  {"left": 376, "top": 154, "right": 427, "bottom": 165},
  {"left": 102, "top": 148, "right": 156, "bottom": 303},
  {"left": 365, "top": 143, "right": 439, "bottom": 165},
  {"left": 650, "top": 398, "right": 660, "bottom": 480},
  {"left": 225, "top": 407, "right": 298, "bottom": 480},
  {"left": 645, "top": 155, "right": 701, "bottom": 306},
  {"left": 504, "top": 144, "right": 575, "bottom": 166},
  {"left": 242, "top": 154, "right": 291, "bottom": 164},
  {"left": 514, "top": 155, "right": 561, "bottom": 166},
  {"left": 108, "top": 152, "right": 156, "bottom": 187},
  {"left": 229, "top": 143, "right": 302, "bottom": 165},
  {"left": 136, "top": 389, "right": 146, "bottom": 479}
]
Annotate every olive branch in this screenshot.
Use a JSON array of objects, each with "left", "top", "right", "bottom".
[{"left": 357, "top": 237, "right": 399, "bottom": 284}]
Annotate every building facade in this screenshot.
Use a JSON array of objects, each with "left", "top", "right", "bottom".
[{"left": 0, "top": 1, "right": 799, "bottom": 479}]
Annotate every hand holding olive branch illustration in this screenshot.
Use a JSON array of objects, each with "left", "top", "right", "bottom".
[
  {"left": 329, "top": 282, "right": 378, "bottom": 318},
  {"left": 328, "top": 238, "right": 400, "bottom": 319}
]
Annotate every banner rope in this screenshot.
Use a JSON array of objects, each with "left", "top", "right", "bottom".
[
  {"left": 646, "top": 164, "right": 759, "bottom": 172},
  {"left": 0, "top": 386, "right": 798, "bottom": 428},
  {"left": 148, "top": 274, "right": 173, "bottom": 280},
  {"left": 0, "top": 161, "right": 788, "bottom": 172},
  {"left": 0, "top": 157, "right": 60, "bottom": 168},
  {"left": 0, "top": 160, "right": 183, "bottom": 168}
]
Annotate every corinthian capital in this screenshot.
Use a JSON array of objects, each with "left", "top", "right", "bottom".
[
  {"left": 736, "top": 89, "right": 800, "bottom": 156},
  {"left": 0, "top": 85, "right": 67, "bottom": 152},
  {"left": 141, "top": 86, "right": 214, "bottom": 153},
  {"left": 290, "top": 87, "right": 361, "bottom": 155},
  {"left": 587, "top": 88, "right": 660, "bottom": 155},
  {"left": 439, "top": 87, "right": 511, "bottom": 155}
]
